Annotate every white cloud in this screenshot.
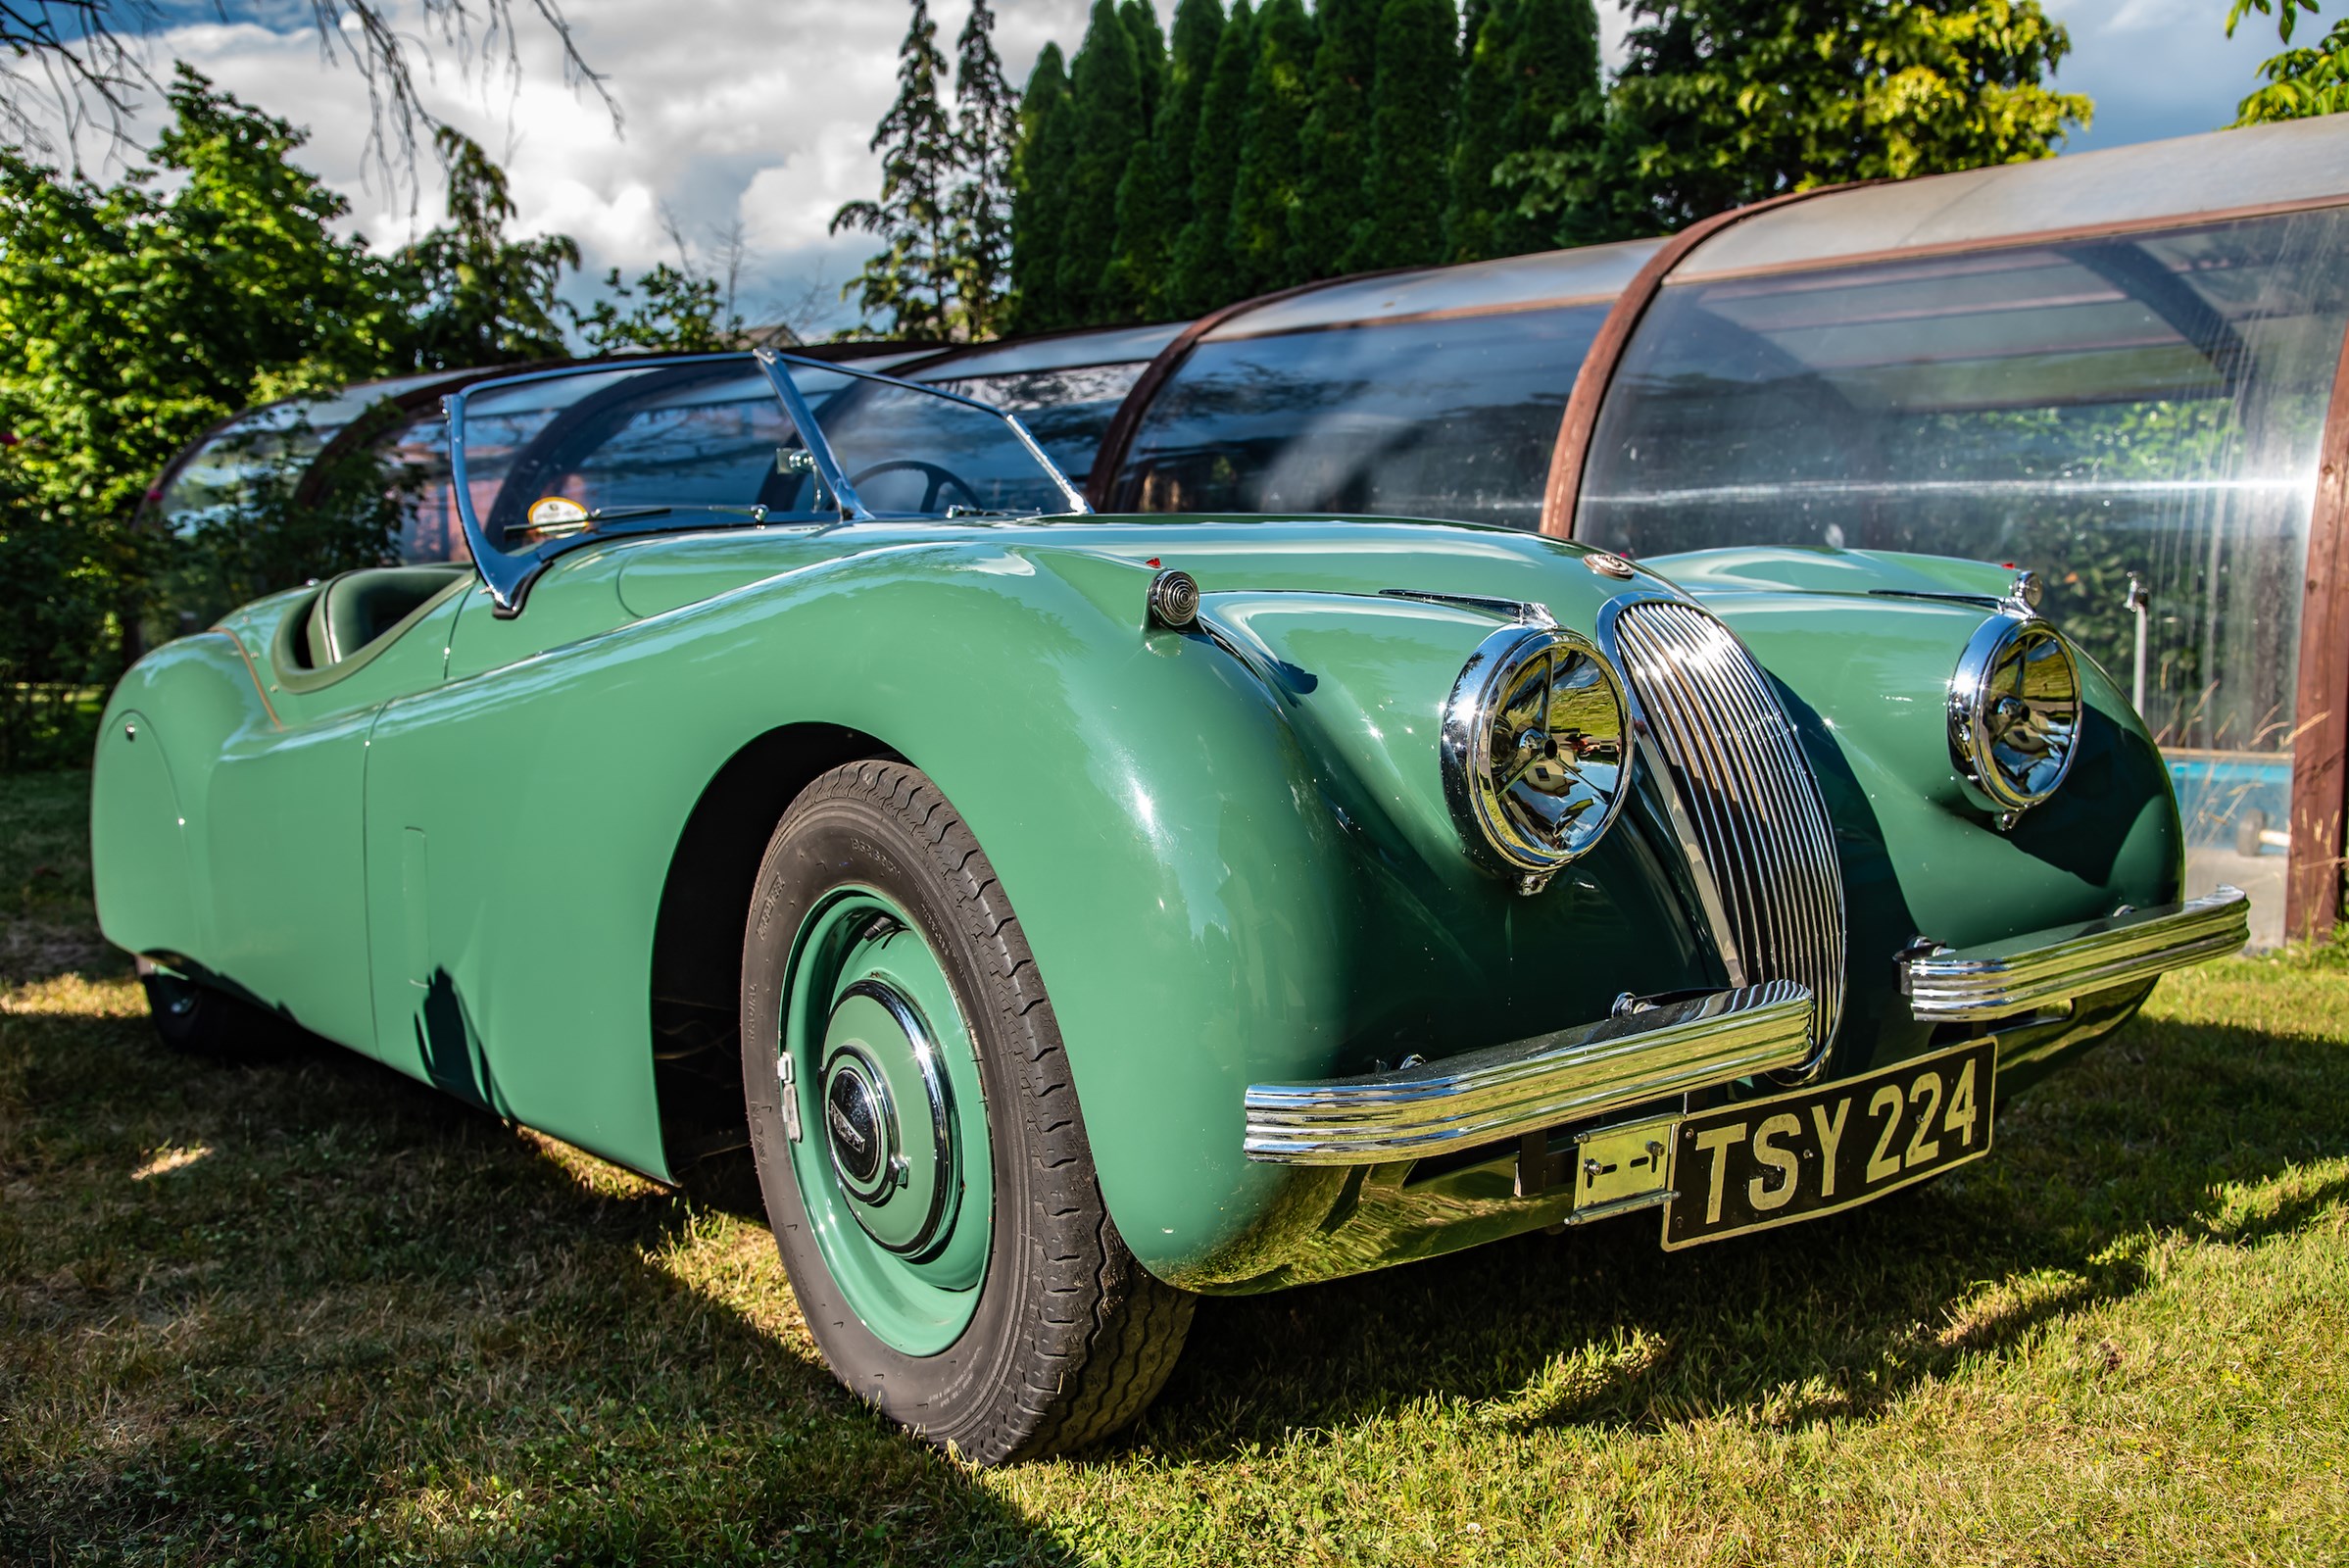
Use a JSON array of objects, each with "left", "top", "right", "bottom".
[{"left": 24, "top": 0, "right": 2296, "bottom": 342}]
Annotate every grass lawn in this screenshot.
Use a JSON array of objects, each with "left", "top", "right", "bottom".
[{"left": 3, "top": 766, "right": 2344, "bottom": 1565}]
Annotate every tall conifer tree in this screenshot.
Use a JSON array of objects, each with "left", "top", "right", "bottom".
[
  {"left": 1134, "top": 0, "right": 1225, "bottom": 318},
  {"left": 1489, "top": 0, "right": 1601, "bottom": 255},
  {"left": 1227, "top": 0, "right": 1316, "bottom": 296},
  {"left": 1010, "top": 43, "right": 1073, "bottom": 330},
  {"left": 1291, "top": 0, "right": 1378, "bottom": 281},
  {"left": 951, "top": 0, "right": 1019, "bottom": 339},
  {"left": 1059, "top": 0, "right": 1147, "bottom": 324},
  {"left": 1173, "top": 0, "right": 1255, "bottom": 315},
  {"left": 1348, "top": 0, "right": 1458, "bottom": 270},
  {"left": 1444, "top": 0, "right": 1515, "bottom": 262},
  {"left": 1106, "top": 0, "right": 1176, "bottom": 318},
  {"left": 831, "top": 0, "right": 959, "bottom": 338}
]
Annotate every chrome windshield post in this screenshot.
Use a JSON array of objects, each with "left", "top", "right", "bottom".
[{"left": 754, "top": 348, "right": 872, "bottom": 523}]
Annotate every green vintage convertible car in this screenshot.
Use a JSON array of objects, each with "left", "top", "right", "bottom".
[{"left": 92, "top": 351, "right": 2249, "bottom": 1461}]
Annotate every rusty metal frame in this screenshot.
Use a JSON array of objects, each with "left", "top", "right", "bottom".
[
  {"left": 1537, "top": 185, "right": 1868, "bottom": 539},
  {"left": 2286, "top": 323, "right": 2349, "bottom": 942}
]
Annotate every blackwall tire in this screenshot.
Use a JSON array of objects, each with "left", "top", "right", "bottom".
[
  {"left": 134, "top": 956, "right": 293, "bottom": 1060},
  {"left": 740, "top": 760, "right": 1194, "bottom": 1462}
]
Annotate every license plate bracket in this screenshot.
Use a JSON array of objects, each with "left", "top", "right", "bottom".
[{"left": 1660, "top": 1038, "right": 1997, "bottom": 1250}]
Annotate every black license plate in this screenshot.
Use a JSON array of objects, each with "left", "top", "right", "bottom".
[{"left": 1661, "top": 1038, "right": 1996, "bottom": 1250}]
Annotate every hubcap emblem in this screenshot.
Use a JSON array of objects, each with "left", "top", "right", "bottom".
[{"left": 822, "top": 1051, "right": 895, "bottom": 1200}]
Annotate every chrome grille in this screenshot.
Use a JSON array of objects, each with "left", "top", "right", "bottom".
[{"left": 1610, "top": 600, "right": 1846, "bottom": 1061}]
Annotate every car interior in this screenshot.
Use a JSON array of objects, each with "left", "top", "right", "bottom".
[{"left": 283, "top": 564, "right": 474, "bottom": 673}]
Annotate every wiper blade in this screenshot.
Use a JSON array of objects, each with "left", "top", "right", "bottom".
[{"left": 587, "top": 505, "right": 673, "bottom": 521}]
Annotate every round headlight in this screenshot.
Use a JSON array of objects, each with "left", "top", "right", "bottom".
[
  {"left": 1441, "top": 623, "right": 1631, "bottom": 891},
  {"left": 1947, "top": 612, "right": 2080, "bottom": 817}
]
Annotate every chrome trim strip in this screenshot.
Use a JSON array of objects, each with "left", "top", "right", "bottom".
[
  {"left": 1901, "top": 886, "right": 2250, "bottom": 1021},
  {"left": 1601, "top": 599, "right": 1849, "bottom": 1072},
  {"left": 1243, "top": 981, "right": 1812, "bottom": 1165}
]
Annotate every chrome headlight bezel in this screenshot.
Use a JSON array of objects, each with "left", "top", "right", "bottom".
[
  {"left": 1441, "top": 621, "right": 1633, "bottom": 890},
  {"left": 1947, "top": 610, "right": 2081, "bottom": 817}
]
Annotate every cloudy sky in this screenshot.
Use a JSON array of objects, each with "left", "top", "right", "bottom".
[{"left": 62, "top": 0, "right": 2296, "bottom": 337}]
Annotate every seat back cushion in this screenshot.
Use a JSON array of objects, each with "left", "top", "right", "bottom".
[{"left": 316, "top": 564, "right": 472, "bottom": 664}]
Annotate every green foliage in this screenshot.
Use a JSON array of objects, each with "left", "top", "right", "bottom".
[
  {"left": 0, "top": 66, "right": 403, "bottom": 761},
  {"left": 1106, "top": 2, "right": 1178, "bottom": 318},
  {"left": 1009, "top": 43, "right": 1075, "bottom": 330},
  {"left": 1175, "top": 0, "right": 1257, "bottom": 317},
  {"left": 165, "top": 414, "right": 416, "bottom": 635},
  {"left": 394, "top": 128, "right": 580, "bottom": 368},
  {"left": 1228, "top": 0, "right": 1319, "bottom": 296},
  {"left": 571, "top": 265, "right": 740, "bottom": 355},
  {"left": 832, "top": 0, "right": 960, "bottom": 340},
  {"left": 1531, "top": 0, "right": 2092, "bottom": 241},
  {"left": 1060, "top": 0, "right": 1150, "bottom": 326},
  {"left": 1294, "top": 0, "right": 1381, "bottom": 281},
  {"left": 1444, "top": 0, "right": 1520, "bottom": 262},
  {"left": 1140, "top": 0, "right": 1228, "bottom": 321},
  {"left": 1346, "top": 0, "right": 1461, "bottom": 271},
  {"left": 1490, "top": 0, "right": 1604, "bottom": 253},
  {"left": 951, "top": 0, "right": 1021, "bottom": 338},
  {"left": 2233, "top": 15, "right": 2349, "bottom": 122}
]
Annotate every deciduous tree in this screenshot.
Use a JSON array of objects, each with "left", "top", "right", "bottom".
[{"left": 396, "top": 128, "right": 581, "bottom": 368}]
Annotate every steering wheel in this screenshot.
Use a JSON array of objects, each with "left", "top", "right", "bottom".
[{"left": 847, "top": 460, "right": 986, "bottom": 515}]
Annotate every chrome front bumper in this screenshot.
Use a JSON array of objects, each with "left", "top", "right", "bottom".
[
  {"left": 1243, "top": 981, "right": 1812, "bottom": 1166},
  {"left": 1900, "top": 886, "right": 2250, "bottom": 1023}
]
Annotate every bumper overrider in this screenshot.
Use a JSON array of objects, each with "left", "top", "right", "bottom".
[
  {"left": 1899, "top": 885, "right": 2250, "bottom": 1021},
  {"left": 1244, "top": 888, "right": 2250, "bottom": 1169}
]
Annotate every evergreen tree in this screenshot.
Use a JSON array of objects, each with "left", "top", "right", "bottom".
[
  {"left": 1010, "top": 44, "right": 1074, "bottom": 330},
  {"left": 1227, "top": 0, "right": 1317, "bottom": 296},
  {"left": 952, "top": 0, "right": 1020, "bottom": 338},
  {"left": 1347, "top": 0, "right": 1459, "bottom": 270},
  {"left": 1489, "top": 0, "right": 1602, "bottom": 255},
  {"left": 1444, "top": 0, "right": 1517, "bottom": 261},
  {"left": 398, "top": 128, "right": 581, "bottom": 367},
  {"left": 1059, "top": 0, "right": 1148, "bottom": 324},
  {"left": 831, "top": 0, "right": 959, "bottom": 339},
  {"left": 1141, "top": 0, "right": 1226, "bottom": 318},
  {"left": 1291, "top": 0, "right": 1379, "bottom": 281},
  {"left": 1173, "top": 0, "right": 1256, "bottom": 315},
  {"left": 1105, "top": 0, "right": 1177, "bottom": 318}
]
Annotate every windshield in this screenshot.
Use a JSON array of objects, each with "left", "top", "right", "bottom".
[
  {"left": 778, "top": 363, "right": 1085, "bottom": 518},
  {"left": 448, "top": 352, "right": 1084, "bottom": 610}
]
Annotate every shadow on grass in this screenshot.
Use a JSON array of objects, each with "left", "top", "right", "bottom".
[
  {"left": 1132, "top": 995, "right": 2349, "bottom": 1453},
  {"left": 0, "top": 994, "right": 1081, "bottom": 1566}
]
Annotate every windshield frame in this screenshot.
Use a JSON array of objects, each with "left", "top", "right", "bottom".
[{"left": 445, "top": 349, "right": 1089, "bottom": 614}]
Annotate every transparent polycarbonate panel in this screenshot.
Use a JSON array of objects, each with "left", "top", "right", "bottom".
[
  {"left": 925, "top": 362, "right": 1148, "bottom": 486},
  {"left": 1112, "top": 303, "right": 1609, "bottom": 527},
  {"left": 458, "top": 361, "right": 813, "bottom": 557},
  {"left": 911, "top": 321, "right": 1184, "bottom": 379},
  {"left": 1207, "top": 239, "right": 1655, "bottom": 339},
  {"left": 154, "top": 372, "right": 451, "bottom": 538},
  {"left": 782, "top": 365, "right": 1080, "bottom": 516},
  {"left": 1683, "top": 119, "right": 2349, "bottom": 282},
  {"left": 373, "top": 411, "right": 470, "bottom": 564},
  {"left": 1580, "top": 208, "right": 2349, "bottom": 933}
]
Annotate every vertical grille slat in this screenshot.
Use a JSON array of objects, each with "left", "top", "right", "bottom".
[{"left": 1612, "top": 602, "right": 1848, "bottom": 1061}]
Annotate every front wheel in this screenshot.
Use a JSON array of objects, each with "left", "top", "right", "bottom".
[{"left": 740, "top": 760, "right": 1194, "bottom": 1462}]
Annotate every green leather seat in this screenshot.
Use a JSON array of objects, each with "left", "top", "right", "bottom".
[{"left": 303, "top": 564, "right": 471, "bottom": 668}]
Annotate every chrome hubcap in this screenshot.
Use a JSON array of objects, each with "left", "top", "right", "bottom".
[{"left": 817, "top": 977, "right": 961, "bottom": 1261}]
